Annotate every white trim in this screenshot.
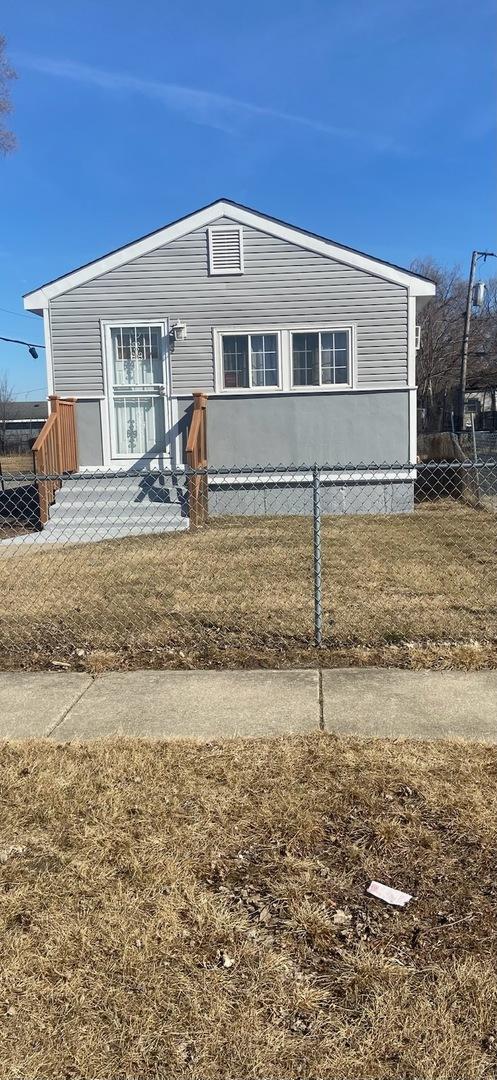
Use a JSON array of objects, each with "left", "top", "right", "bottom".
[
  {"left": 290, "top": 326, "right": 355, "bottom": 391},
  {"left": 43, "top": 308, "right": 54, "bottom": 396},
  {"left": 407, "top": 295, "right": 417, "bottom": 388},
  {"left": 213, "top": 328, "right": 283, "bottom": 393},
  {"left": 407, "top": 296, "right": 417, "bottom": 465},
  {"left": 99, "top": 395, "right": 111, "bottom": 470},
  {"left": 64, "top": 394, "right": 106, "bottom": 400},
  {"left": 213, "top": 325, "right": 356, "bottom": 394},
  {"left": 207, "top": 225, "right": 244, "bottom": 276},
  {"left": 170, "top": 394, "right": 181, "bottom": 470},
  {"left": 178, "top": 385, "right": 417, "bottom": 399},
  {"left": 408, "top": 387, "right": 417, "bottom": 466},
  {"left": 199, "top": 469, "right": 417, "bottom": 484},
  {"left": 23, "top": 201, "right": 436, "bottom": 308},
  {"left": 100, "top": 319, "right": 171, "bottom": 467}
]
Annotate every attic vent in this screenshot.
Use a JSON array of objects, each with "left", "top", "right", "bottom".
[{"left": 208, "top": 226, "right": 244, "bottom": 275}]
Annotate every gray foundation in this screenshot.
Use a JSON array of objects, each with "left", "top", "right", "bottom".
[{"left": 206, "top": 480, "right": 414, "bottom": 516}]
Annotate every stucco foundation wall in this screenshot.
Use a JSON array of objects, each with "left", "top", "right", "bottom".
[
  {"left": 75, "top": 400, "right": 104, "bottom": 467},
  {"left": 178, "top": 389, "right": 411, "bottom": 468},
  {"left": 206, "top": 480, "right": 414, "bottom": 517}
]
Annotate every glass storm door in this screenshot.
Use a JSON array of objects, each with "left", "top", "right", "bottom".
[{"left": 108, "top": 324, "right": 169, "bottom": 460}]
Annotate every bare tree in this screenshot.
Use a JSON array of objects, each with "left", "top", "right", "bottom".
[
  {"left": 0, "top": 371, "right": 14, "bottom": 452},
  {"left": 412, "top": 259, "right": 497, "bottom": 431},
  {"left": 411, "top": 259, "right": 465, "bottom": 428},
  {"left": 0, "top": 35, "right": 16, "bottom": 154}
]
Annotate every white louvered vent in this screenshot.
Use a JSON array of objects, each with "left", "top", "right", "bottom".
[{"left": 207, "top": 226, "right": 244, "bottom": 275}]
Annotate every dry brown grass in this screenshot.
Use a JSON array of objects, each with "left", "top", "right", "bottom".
[
  {"left": 0, "top": 502, "right": 495, "bottom": 670},
  {"left": 0, "top": 735, "right": 495, "bottom": 1079}
]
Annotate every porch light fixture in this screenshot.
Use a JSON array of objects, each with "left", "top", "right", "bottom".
[{"left": 170, "top": 320, "right": 187, "bottom": 342}]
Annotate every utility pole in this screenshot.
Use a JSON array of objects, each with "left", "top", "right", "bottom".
[{"left": 458, "top": 250, "right": 496, "bottom": 432}]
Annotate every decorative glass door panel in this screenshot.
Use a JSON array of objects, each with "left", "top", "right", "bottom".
[
  {"left": 113, "top": 396, "right": 164, "bottom": 456},
  {"left": 108, "top": 324, "right": 168, "bottom": 458}
]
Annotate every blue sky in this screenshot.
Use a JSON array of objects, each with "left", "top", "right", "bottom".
[{"left": 1, "top": 0, "right": 496, "bottom": 397}]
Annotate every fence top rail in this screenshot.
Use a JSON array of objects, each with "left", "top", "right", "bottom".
[{"left": 2, "top": 458, "right": 495, "bottom": 483}]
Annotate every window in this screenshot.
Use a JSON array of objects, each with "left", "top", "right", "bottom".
[
  {"left": 221, "top": 333, "right": 279, "bottom": 389},
  {"left": 292, "top": 330, "right": 351, "bottom": 387},
  {"left": 110, "top": 325, "right": 163, "bottom": 387}
]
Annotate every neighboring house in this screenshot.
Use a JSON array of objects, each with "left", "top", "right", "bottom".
[
  {"left": 23, "top": 199, "right": 435, "bottom": 514},
  {"left": 464, "top": 379, "right": 497, "bottom": 432},
  {"left": 0, "top": 400, "right": 48, "bottom": 454}
]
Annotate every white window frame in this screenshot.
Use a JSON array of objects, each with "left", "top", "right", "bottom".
[
  {"left": 290, "top": 327, "right": 355, "bottom": 391},
  {"left": 207, "top": 226, "right": 244, "bottom": 276},
  {"left": 214, "top": 328, "right": 283, "bottom": 393},
  {"left": 100, "top": 319, "right": 171, "bottom": 464},
  {"left": 213, "top": 325, "right": 356, "bottom": 394}
]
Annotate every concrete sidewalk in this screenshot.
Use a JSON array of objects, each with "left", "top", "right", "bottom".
[{"left": 0, "top": 668, "right": 495, "bottom": 742}]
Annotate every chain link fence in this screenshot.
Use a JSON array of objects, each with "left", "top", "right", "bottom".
[{"left": 0, "top": 457, "right": 495, "bottom": 668}]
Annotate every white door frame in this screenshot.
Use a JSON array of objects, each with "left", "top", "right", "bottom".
[{"left": 100, "top": 319, "right": 172, "bottom": 469}]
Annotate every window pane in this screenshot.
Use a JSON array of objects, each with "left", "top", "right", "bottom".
[
  {"left": 292, "top": 333, "right": 319, "bottom": 386},
  {"left": 111, "top": 325, "right": 162, "bottom": 386},
  {"left": 113, "top": 396, "right": 162, "bottom": 455},
  {"left": 222, "top": 335, "right": 249, "bottom": 388},
  {"left": 250, "top": 334, "right": 278, "bottom": 387},
  {"left": 320, "top": 333, "right": 334, "bottom": 385},
  {"left": 320, "top": 331, "right": 349, "bottom": 385}
]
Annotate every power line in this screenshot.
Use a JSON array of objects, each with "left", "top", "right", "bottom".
[
  {"left": 20, "top": 386, "right": 48, "bottom": 398},
  {"left": 0, "top": 306, "right": 39, "bottom": 322},
  {"left": 0, "top": 335, "right": 45, "bottom": 348}
]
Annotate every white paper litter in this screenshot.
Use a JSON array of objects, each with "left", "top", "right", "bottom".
[{"left": 367, "top": 881, "right": 412, "bottom": 907}]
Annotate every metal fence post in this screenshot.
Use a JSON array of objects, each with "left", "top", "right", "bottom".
[{"left": 312, "top": 463, "right": 323, "bottom": 646}]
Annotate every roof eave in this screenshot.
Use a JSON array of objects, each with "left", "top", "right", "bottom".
[{"left": 23, "top": 198, "right": 436, "bottom": 309}]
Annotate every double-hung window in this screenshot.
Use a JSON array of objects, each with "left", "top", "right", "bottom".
[
  {"left": 292, "top": 330, "right": 351, "bottom": 387},
  {"left": 221, "top": 333, "right": 279, "bottom": 389}
]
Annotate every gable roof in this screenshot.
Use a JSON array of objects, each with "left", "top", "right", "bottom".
[{"left": 24, "top": 198, "right": 436, "bottom": 310}]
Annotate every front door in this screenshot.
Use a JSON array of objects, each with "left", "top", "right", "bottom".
[{"left": 107, "top": 322, "right": 170, "bottom": 464}]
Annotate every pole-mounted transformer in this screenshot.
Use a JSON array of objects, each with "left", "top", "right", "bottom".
[{"left": 471, "top": 281, "right": 486, "bottom": 309}]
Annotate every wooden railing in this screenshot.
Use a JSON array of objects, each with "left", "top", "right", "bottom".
[
  {"left": 186, "top": 392, "right": 208, "bottom": 527},
  {"left": 32, "top": 395, "right": 78, "bottom": 526}
]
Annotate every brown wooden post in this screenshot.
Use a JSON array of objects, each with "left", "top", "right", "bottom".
[
  {"left": 186, "top": 392, "right": 208, "bottom": 527},
  {"left": 33, "top": 441, "right": 49, "bottom": 527},
  {"left": 194, "top": 392, "right": 208, "bottom": 525},
  {"left": 49, "top": 395, "right": 62, "bottom": 485}
]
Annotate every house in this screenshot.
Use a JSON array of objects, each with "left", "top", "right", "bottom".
[
  {"left": 0, "top": 400, "right": 48, "bottom": 455},
  {"left": 23, "top": 199, "right": 435, "bottom": 519},
  {"left": 464, "top": 376, "right": 497, "bottom": 432}
]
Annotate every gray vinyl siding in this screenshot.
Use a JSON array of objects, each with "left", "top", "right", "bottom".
[{"left": 49, "top": 216, "right": 408, "bottom": 396}]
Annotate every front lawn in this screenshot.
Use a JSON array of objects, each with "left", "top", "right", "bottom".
[
  {"left": 0, "top": 502, "right": 495, "bottom": 668},
  {"left": 0, "top": 735, "right": 495, "bottom": 1079}
]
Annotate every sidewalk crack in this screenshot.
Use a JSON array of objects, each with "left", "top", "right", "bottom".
[{"left": 46, "top": 677, "right": 96, "bottom": 739}]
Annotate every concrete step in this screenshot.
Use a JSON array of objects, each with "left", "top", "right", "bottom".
[
  {"left": 60, "top": 476, "right": 184, "bottom": 492},
  {"left": 52, "top": 492, "right": 186, "bottom": 509},
  {"left": 49, "top": 503, "right": 186, "bottom": 523},
  {"left": 0, "top": 473, "right": 191, "bottom": 548}
]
